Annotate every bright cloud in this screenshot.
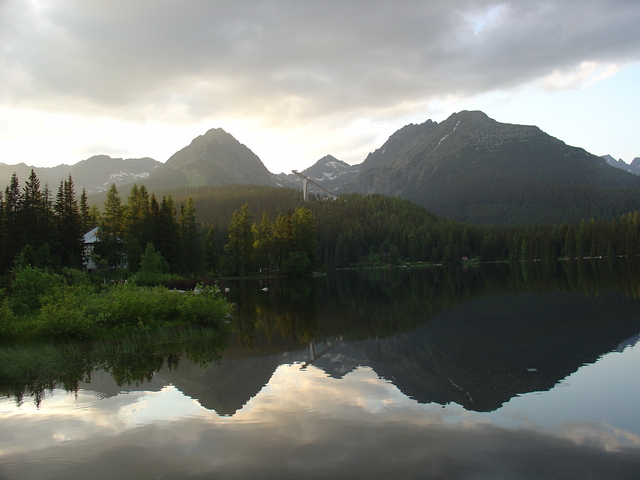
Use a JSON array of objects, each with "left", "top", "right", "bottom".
[{"left": 1, "top": 0, "right": 640, "bottom": 172}]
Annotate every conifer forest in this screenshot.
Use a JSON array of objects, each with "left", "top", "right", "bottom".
[{"left": 2, "top": 172, "right": 640, "bottom": 280}]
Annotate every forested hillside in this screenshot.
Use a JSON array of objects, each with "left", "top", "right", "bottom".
[
  {"left": 3, "top": 173, "right": 640, "bottom": 278},
  {"left": 169, "top": 185, "right": 640, "bottom": 270}
]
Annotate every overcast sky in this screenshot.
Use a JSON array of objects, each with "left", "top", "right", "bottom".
[{"left": 1, "top": 0, "right": 639, "bottom": 173}]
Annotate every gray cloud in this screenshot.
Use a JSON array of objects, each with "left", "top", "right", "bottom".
[{"left": 2, "top": 0, "right": 640, "bottom": 126}]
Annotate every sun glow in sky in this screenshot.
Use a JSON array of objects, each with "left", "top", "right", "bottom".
[{"left": 1, "top": 0, "right": 639, "bottom": 174}]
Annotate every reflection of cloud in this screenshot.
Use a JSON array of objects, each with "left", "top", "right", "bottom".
[
  {"left": 1, "top": 364, "right": 639, "bottom": 479},
  {"left": 559, "top": 421, "right": 640, "bottom": 451}
]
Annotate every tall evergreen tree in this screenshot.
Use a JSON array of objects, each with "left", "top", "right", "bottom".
[
  {"left": 79, "top": 188, "right": 94, "bottom": 233},
  {"left": 203, "top": 225, "right": 220, "bottom": 273},
  {"left": 253, "top": 211, "right": 273, "bottom": 274},
  {"left": 288, "top": 206, "right": 319, "bottom": 274},
  {"left": 149, "top": 195, "right": 180, "bottom": 270},
  {"left": 179, "top": 197, "right": 200, "bottom": 274},
  {"left": 125, "top": 184, "right": 151, "bottom": 242},
  {"left": 1, "top": 173, "right": 22, "bottom": 270},
  {"left": 271, "top": 212, "right": 293, "bottom": 272},
  {"left": 224, "top": 203, "right": 254, "bottom": 276},
  {"left": 53, "top": 176, "right": 83, "bottom": 268},
  {"left": 98, "top": 183, "right": 126, "bottom": 267}
]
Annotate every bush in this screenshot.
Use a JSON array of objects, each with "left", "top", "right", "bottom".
[
  {"left": 10, "top": 266, "right": 64, "bottom": 313},
  {"left": 60, "top": 268, "right": 94, "bottom": 287},
  {"left": 0, "top": 299, "right": 15, "bottom": 338},
  {"left": 129, "top": 271, "right": 173, "bottom": 287},
  {"left": 129, "top": 244, "right": 171, "bottom": 286},
  {"left": 177, "top": 285, "right": 232, "bottom": 326},
  {"left": 36, "top": 290, "right": 92, "bottom": 339},
  {"left": 90, "top": 285, "right": 182, "bottom": 329}
]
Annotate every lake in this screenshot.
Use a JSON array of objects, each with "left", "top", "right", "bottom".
[{"left": 1, "top": 261, "right": 640, "bottom": 479}]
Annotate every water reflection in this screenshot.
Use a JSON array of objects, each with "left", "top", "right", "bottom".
[
  {"left": 216, "top": 260, "right": 640, "bottom": 413},
  {"left": 2, "top": 358, "right": 640, "bottom": 479},
  {"left": 2, "top": 260, "right": 640, "bottom": 479}
]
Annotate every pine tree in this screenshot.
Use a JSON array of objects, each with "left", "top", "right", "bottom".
[
  {"left": 272, "top": 212, "right": 293, "bottom": 272},
  {"left": 99, "top": 183, "right": 126, "bottom": 268},
  {"left": 79, "top": 188, "right": 94, "bottom": 232},
  {"left": 53, "top": 176, "right": 83, "bottom": 268},
  {"left": 287, "top": 206, "right": 319, "bottom": 275},
  {"left": 203, "top": 225, "right": 220, "bottom": 273},
  {"left": 179, "top": 197, "right": 200, "bottom": 274},
  {"left": 125, "top": 184, "right": 151, "bottom": 243},
  {"left": 224, "top": 203, "right": 254, "bottom": 276},
  {"left": 253, "top": 211, "right": 273, "bottom": 274},
  {"left": 155, "top": 195, "right": 180, "bottom": 271},
  {"left": 1, "top": 173, "right": 22, "bottom": 270}
]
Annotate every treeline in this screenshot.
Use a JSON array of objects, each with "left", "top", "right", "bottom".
[
  {"left": 0, "top": 171, "right": 200, "bottom": 277},
  {"left": 0, "top": 173, "right": 321, "bottom": 278},
  {"left": 0, "top": 171, "right": 94, "bottom": 272},
  {"left": 173, "top": 186, "right": 640, "bottom": 269},
  {"left": 3, "top": 175, "right": 640, "bottom": 278},
  {"left": 309, "top": 194, "right": 640, "bottom": 267}
]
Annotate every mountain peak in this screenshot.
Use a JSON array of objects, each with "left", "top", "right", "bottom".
[
  {"left": 353, "top": 111, "right": 640, "bottom": 224},
  {"left": 145, "top": 128, "right": 277, "bottom": 189}
]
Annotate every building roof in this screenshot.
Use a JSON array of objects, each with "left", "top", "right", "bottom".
[{"left": 83, "top": 227, "right": 100, "bottom": 244}]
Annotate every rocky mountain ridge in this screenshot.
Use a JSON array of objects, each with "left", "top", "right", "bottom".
[
  {"left": 4, "top": 111, "right": 640, "bottom": 224},
  {"left": 601, "top": 154, "right": 640, "bottom": 176},
  {"left": 0, "top": 155, "right": 161, "bottom": 194},
  {"left": 275, "top": 154, "right": 360, "bottom": 193}
]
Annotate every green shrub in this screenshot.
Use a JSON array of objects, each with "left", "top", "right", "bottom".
[
  {"left": 90, "top": 285, "right": 182, "bottom": 329},
  {"left": 177, "top": 285, "right": 232, "bottom": 326},
  {"left": 60, "top": 268, "right": 94, "bottom": 287},
  {"left": 129, "top": 271, "right": 173, "bottom": 287},
  {"left": 10, "top": 266, "right": 64, "bottom": 313},
  {"left": 36, "top": 291, "right": 92, "bottom": 339},
  {"left": 0, "top": 299, "right": 15, "bottom": 338},
  {"left": 129, "top": 244, "right": 171, "bottom": 286}
]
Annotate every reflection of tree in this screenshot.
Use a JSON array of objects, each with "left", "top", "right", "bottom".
[
  {"left": 0, "top": 327, "right": 230, "bottom": 407},
  {"left": 230, "top": 279, "right": 320, "bottom": 350},
  {"left": 226, "top": 259, "right": 640, "bottom": 347}
]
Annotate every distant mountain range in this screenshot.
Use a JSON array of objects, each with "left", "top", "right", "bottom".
[
  {"left": 0, "top": 155, "right": 161, "bottom": 194},
  {"left": 601, "top": 154, "right": 640, "bottom": 175},
  {"left": 2, "top": 111, "right": 639, "bottom": 224}
]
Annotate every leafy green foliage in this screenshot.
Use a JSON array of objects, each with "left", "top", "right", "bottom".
[
  {"left": 36, "top": 287, "right": 93, "bottom": 339},
  {"left": 0, "top": 266, "right": 232, "bottom": 340},
  {"left": 0, "top": 299, "right": 15, "bottom": 338},
  {"left": 177, "top": 285, "right": 231, "bottom": 326},
  {"left": 9, "top": 266, "right": 64, "bottom": 313},
  {"left": 89, "top": 285, "right": 181, "bottom": 329},
  {"left": 130, "top": 243, "right": 172, "bottom": 286}
]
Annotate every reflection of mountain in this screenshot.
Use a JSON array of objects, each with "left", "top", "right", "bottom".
[
  {"left": 16, "top": 262, "right": 640, "bottom": 415},
  {"left": 157, "top": 342, "right": 308, "bottom": 416},
  {"left": 159, "top": 288, "right": 640, "bottom": 415},
  {"left": 364, "top": 292, "right": 640, "bottom": 411}
]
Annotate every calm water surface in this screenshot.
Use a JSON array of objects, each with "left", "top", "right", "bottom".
[{"left": 1, "top": 262, "right": 640, "bottom": 479}]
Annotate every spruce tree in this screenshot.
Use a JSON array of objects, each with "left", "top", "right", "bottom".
[
  {"left": 224, "top": 203, "right": 254, "bottom": 276},
  {"left": 203, "top": 225, "right": 219, "bottom": 273},
  {"left": 179, "top": 197, "right": 199, "bottom": 274},
  {"left": 1, "top": 174, "right": 22, "bottom": 270},
  {"left": 253, "top": 212, "right": 273, "bottom": 274},
  {"left": 99, "top": 183, "right": 126, "bottom": 268}
]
